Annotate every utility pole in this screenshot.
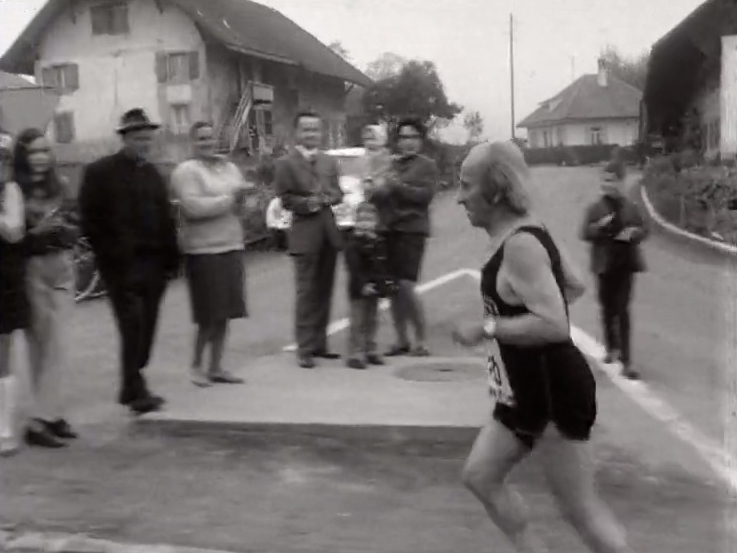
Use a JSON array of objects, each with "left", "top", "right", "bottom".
[{"left": 509, "top": 13, "right": 516, "bottom": 140}]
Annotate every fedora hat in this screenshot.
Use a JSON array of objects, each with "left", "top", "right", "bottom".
[{"left": 116, "top": 108, "right": 160, "bottom": 134}]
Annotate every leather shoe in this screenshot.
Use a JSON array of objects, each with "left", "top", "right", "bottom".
[
  {"left": 24, "top": 426, "right": 66, "bottom": 448},
  {"left": 45, "top": 419, "right": 78, "bottom": 439},
  {"left": 313, "top": 350, "right": 340, "bottom": 360},
  {"left": 298, "top": 355, "right": 316, "bottom": 369},
  {"left": 129, "top": 395, "right": 164, "bottom": 415}
]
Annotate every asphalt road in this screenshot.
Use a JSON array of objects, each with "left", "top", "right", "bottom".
[{"left": 2, "top": 165, "right": 732, "bottom": 552}]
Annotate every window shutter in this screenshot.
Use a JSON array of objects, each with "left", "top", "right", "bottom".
[
  {"left": 155, "top": 53, "right": 168, "bottom": 83},
  {"left": 114, "top": 4, "right": 130, "bottom": 34},
  {"left": 66, "top": 64, "right": 79, "bottom": 91},
  {"left": 188, "top": 51, "right": 200, "bottom": 80}
]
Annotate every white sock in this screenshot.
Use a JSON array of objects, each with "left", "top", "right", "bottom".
[{"left": 0, "top": 376, "right": 16, "bottom": 439}]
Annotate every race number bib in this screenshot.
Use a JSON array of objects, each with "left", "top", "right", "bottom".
[
  {"left": 486, "top": 340, "right": 515, "bottom": 406},
  {"left": 483, "top": 293, "right": 515, "bottom": 406}
]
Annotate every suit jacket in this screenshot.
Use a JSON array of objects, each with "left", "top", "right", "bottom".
[
  {"left": 580, "top": 194, "right": 649, "bottom": 275},
  {"left": 274, "top": 148, "right": 343, "bottom": 255},
  {"left": 78, "top": 150, "right": 179, "bottom": 282}
]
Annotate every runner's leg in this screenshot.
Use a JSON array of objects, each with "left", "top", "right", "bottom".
[
  {"left": 462, "top": 419, "right": 549, "bottom": 553},
  {"left": 542, "top": 430, "right": 633, "bottom": 553}
]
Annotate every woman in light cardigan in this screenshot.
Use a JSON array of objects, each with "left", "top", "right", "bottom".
[
  {"left": 171, "top": 121, "right": 253, "bottom": 386},
  {"left": 14, "top": 128, "right": 79, "bottom": 448},
  {"left": 0, "top": 132, "right": 28, "bottom": 456}
]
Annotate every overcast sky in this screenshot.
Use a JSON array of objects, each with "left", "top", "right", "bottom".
[{"left": 1, "top": 0, "right": 703, "bottom": 142}]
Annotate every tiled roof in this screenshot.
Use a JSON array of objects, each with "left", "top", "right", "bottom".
[
  {"left": 0, "top": 0, "right": 371, "bottom": 87},
  {"left": 517, "top": 74, "right": 642, "bottom": 129}
]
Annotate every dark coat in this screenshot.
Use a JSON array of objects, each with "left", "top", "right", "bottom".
[
  {"left": 580, "top": 194, "right": 649, "bottom": 275},
  {"left": 344, "top": 231, "right": 395, "bottom": 300},
  {"left": 78, "top": 150, "right": 179, "bottom": 283},
  {"left": 367, "top": 153, "right": 437, "bottom": 236},
  {"left": 274, "top": 149, "right": 343, "bottom": 255}
]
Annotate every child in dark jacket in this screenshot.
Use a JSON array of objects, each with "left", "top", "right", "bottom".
[{"left": 344, "top": 202, "right": 396, "bottom": 369}]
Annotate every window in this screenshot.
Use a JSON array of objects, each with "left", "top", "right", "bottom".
[
  {"left": 169, "top": 104, "right": 191, "bottom": 134},
  {"left": 542, "top": 130, "right": 551, "bottom": 148},
  {"left": 41, "top": 64, "right": 79, "bottom": 93},
  {"left": 53, "top": 112, "right": 75, "bottom": 144},
  {"left": 90, "top": 2, "right": 129, "bottom": 36},
  {"left": 156, "top": 52, "right": 200, "bottom": 84}
]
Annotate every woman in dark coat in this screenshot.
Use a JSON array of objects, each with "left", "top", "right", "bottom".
[{"left": 0, "top": 132, "right": 28, "bottom": 456}]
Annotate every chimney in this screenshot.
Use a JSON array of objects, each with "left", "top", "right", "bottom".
[{"left": 597, "top": 58, "right": 608, "bottom": 87}]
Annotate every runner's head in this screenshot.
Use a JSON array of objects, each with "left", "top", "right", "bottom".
[
  {"left": 458, "top": 141, "right": 531, "bottom": 230},
  {"left": 362, "top": 124, "right": 387, "bottom": 151}
]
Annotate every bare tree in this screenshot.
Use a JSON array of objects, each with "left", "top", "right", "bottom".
[
  {"left": 328, "top": 40, "right": 351, "bottom": 62},
  {"left": 599, "top": 44, "right": 649, "bottom": 90},
  {"left": 463, "top": 110, "right": 484, "bottom": 143},
  {"left": 364, "top": 52, "right": 407, "bottom": 80}
]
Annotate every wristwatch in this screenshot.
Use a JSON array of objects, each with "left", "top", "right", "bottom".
[{"left": 483, "top": 318, "right": 497, "bottom": 339}]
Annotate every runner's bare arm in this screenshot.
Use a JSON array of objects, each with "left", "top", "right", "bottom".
[
  {"left": 494, "top": 233, "right": 570, "bottom": 346},
  {"left": 557, "top": 241, "right": 586, "bottom": 303}
]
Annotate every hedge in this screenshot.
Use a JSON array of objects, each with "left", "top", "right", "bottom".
[
  {"left": 642, "top": 152, "right": 737, "bottom": 245},
  {"left": 523, "top": 144, "right": 638, "bottom": 166}
]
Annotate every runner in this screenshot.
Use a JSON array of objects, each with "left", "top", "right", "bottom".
[{"left": 452, "top": 141, "right": 635, "bottom": 553}]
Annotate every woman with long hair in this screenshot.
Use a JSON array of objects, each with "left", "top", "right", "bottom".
[
  {"left": 13, "top": 128, "right": 79, "bottom": 448},
  {"left": 452, "top": 141, "right": 634, "bottom": 553},
  {"left": 171, "top": 121, "right": 252, "bottom": 386},
  {"left": 0, "top": 132, "right": 28, "bottom": 456}
]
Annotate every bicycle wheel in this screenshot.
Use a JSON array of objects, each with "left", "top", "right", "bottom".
[{"left": 74, "top": 238, "right": 101, "bottom": 302}]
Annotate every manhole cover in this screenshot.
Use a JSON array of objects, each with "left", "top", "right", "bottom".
[{"left": 394, "top": 359, "right": 484, "bottom": 382}]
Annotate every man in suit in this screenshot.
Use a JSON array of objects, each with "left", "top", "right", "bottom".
[
  {"left": 275, "top": 111, "right": 344, "bottom": 368},
  {"left": 580, "top": 161, "right": 649, "bottom": 380},
  {"left": 79, "top": 108, "right": 180, "bottom": 414}
]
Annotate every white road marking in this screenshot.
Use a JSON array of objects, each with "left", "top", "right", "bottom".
[
  {"left": 464, "top": 268, "right": 737, "bottom": 493},
  {"left": 282, "top": 268, "right": 471, "bottom": 353},
  {"left": 640, "top": 181, "right": 737, "bottom": 255}
]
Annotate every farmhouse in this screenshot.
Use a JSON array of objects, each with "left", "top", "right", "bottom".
[
  {"left": 517, "top": 59, "right": 641, "bottom": 149},
  {"left": 643, "top": 0, "right": 737, "bottom": 160},
  {"left": 0, "top": 0, "right": 371, "bottom": 162}
]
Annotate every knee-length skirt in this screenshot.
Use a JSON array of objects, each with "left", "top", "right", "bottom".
[{"left": 185, "top": 250, "right": 247, "bottom": 326}]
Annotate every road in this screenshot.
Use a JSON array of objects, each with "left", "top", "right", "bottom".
[{"left": 1, "top": 166, "right": 732, "bottom": 552}]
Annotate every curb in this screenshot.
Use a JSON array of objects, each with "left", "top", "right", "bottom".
[
  {"left": 0, "top": 530, "right": 237, "bottom": 553},
  {"left": 639, "top": 181, "right": 737, "bottom": 256}
]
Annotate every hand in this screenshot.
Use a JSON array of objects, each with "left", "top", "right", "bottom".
[
  {"left": 451, "top": 322, "right": 485, "bottom": 348},
  {"left": 362, "top": 282, "right": 378, "bottom": 297},
  {"left": 615, "top": 227, "right": 638, "bottom": 241},
  {"left": 595, "top": 213, "right": 615, "bottom": 228}
]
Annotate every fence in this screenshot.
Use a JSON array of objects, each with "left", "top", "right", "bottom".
[{"left": 522, "top": 144, "right": 639, "bottom": 166}]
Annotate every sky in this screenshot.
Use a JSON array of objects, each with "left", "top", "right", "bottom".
[{"left": 0, "top": 0, "right": 704, "bottom": 142}]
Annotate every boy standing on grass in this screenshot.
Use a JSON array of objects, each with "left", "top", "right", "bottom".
[{"left": 344, "top": 202, "right": 396, "bottom": 369}]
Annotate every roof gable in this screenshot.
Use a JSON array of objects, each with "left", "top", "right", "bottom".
[
  {"left": 0, "top": 0, "right": 372, "bottom": 87},
  {"left": 518, "top": 74, "right": 642, "bottom": 129}
]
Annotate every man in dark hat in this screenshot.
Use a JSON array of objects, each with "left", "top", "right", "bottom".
[{"left": 79, "top": 108, "right": 179, "bottom": 414}]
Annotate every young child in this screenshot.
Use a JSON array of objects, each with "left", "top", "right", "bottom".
[
  {"left": 0, "top": 132, "right": 28, "bottom": 456},
  {"left": 344, "top": 202, "right": 396, "bottom": 369}
]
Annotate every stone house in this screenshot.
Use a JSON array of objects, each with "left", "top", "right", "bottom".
[
  {"left": 643, "top": 0, "right": 737, "bottom": 160},
  {"left": 517, "top": 59, "right": 642, "bottom": 149},
  {"left": 0, "top": 0, "right": 372, "bottom": 162}
]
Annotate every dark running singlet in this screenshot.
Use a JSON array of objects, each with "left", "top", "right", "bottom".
[{"left": 481, "top": 225, "right": 597, "bottom": 448}]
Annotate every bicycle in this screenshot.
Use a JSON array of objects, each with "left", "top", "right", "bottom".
[{"left": 73, "top": 236, "right": 106, "bottom": 303}]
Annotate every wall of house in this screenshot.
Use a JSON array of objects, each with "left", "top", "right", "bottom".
[
  {"left": 691, "top": 78, "right": 720, "bottom": 159},
  {"left": 34, "top": 0, "right": 208, "bottom": 161},
  {"left": 528, "top": 119, "right": 638, "bottom": 148},
  {"left": 721, "top": 34, "right": 737, "bottom": 158}
]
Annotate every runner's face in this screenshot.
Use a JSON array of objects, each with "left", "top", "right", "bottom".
[
  {"left": 397, "top": 125, "right": 422, "bottom": 155},
  {"left": 457, "top": 165, "right": 493, "bottom": 228}
]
